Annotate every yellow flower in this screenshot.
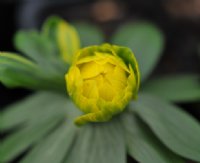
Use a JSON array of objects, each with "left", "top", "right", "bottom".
[{"left": 65, "top": 44, "right": 140, "bottom": 125}]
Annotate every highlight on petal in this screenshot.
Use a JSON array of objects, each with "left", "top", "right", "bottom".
[
  {"left": 57, "top": 21, "right": 80, "bottom": 62},
  {"left": 42, "top": 16, "right": 80, "bottom": 63},
  {"left": 65, "top": 44, "right": 140, "bottom": 125}
]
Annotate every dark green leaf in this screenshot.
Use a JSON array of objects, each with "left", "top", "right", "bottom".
[
  {"left": 0, "top": 52, "right": 65, "bottom": 92},
  {"left": 65, "top": 118, "right": 126, "bottom": 163},
  {"left": 21, "top": 121, "right": 78, "bottom": 163},
  {"left": 0, "top": 52, "right": 43, "bottom": 88},
  {"left": 122, "top": 112, "right": 184, "bottom": 163},
  {"left": 73, "top": 22, "right": 104, "bottom": 47},
  {"left": 132, "top": 93, "right": 200, "bottom": 161},
  {"left": 142, "top": 74, "right": 200, "bottom": 102},
  {"left": 112, "top": 22, "right": 164, "bottom": 81},
  {"left": 14, "top": 30, "right": 66, "bottom": 74}
]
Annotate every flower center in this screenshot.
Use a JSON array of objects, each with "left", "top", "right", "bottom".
[{"left": 78, "top": 58, "right": 128, "bottom": 101}]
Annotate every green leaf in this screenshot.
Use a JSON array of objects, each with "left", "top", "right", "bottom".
[
  {"left": 0, "top": 92, "right": 53, "bottom": 130},
  {"left": 0, "top": 52, "right": 65, "bottom": 92},
  {"left": 0, "top": 91, "right": 78, "bottom": 131},
  {"left": 112, "top": 21, "right": 164, "bottom": 82},
  {"left": 0, "top": 91, "right": 71, "bottom": 132},
  {"left": 0, "top": 115, "right": 63, "bottom": 163},
  {"left": 14, "top": 30, "right": 66, "bottom": 74},
  {"left": 21, "top": 121, "right": 78, "bottom": 163},
  {"left": 0, "top": 92, "right": 78, "bottom": 163},
  {"left": 122, "top": 112, "right": 185, "bottom": 163},
  {"left": 142, "top": 74, "right": 200, "bottom": 102},
  {"left": 0, "top": 52, "right": 42, "bottom": 88},
  {"left": 132, "top": 93, "right": 200, "bottom": 161},
  {"left": 65, "top": 118, "right": 126, "bottom": 163},
  {"left": 15, "top": 31, "right": 54, "bottom": 63},
  {"left": 73, "top": 22, "right": 104, "bottom": 47},
  {"left": 42, "top": 16, "right": 80, "bottom": 63}
]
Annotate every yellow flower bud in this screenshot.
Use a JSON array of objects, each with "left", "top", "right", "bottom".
[{"left": 65, "top": 44, "right": 140, "bottom": 125}]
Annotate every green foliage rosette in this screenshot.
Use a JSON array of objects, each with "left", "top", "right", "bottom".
[{"left": 0, "top": 16, "right": 200, "bottom": 163}]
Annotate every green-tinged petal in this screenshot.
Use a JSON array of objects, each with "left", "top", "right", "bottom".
[
  {"left": 74, "top": 45, "right": 113, "bottom": 63},
  {"left": 76, "top": 52, "right": 130, "bottom": 73},
  {"left": 42, "top": 16, "right": 80, "bottom": 63},
  {"left": 113, "top": 46, "right": 140, "bottom": 92},
  {"left": 74, "top": 111, "right": 111, "bottom": 126},
  {"left": 132, "top": 93, "right": 200, "bottom": 162},
  {"left": 112, "top": 21, "right": 164, "bottom": 82},
  {"left": 57, "top": 21, "right": 80, "bottom": 62},
  {"left": 74, "top": 96, "right": 126, "bottom": 126},
  {"left": 128, "top": 64, "right": 138, "bottom": 98}
]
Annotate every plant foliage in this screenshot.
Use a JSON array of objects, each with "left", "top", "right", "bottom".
[{"left": 0, "top": 16, "right": 200, "bottom": 163}]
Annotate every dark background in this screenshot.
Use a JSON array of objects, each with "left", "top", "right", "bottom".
[
  {"left": 0, "top": 0, "right": 199, "bottom": 106},
  {"left": 0, "top": 0, "right": 199, "bottom": 162},
  {"left": 0, "top": 0, "right": 200, "bottom": 162}
]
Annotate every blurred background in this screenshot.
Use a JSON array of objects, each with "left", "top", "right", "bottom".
[
  {"left": 0, "top": 0, "right": 199, "bottom": 162},
  {"left": 1, "top": 0, "right": 199, "bottom": 108}
]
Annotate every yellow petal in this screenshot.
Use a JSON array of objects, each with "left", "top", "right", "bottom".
[
  {"left": 105, "top": 66, "right": 127, "bottom": 91},
  {"left": 57, "top": 21, "right": 80, "bottom": 63},
  {"left": 92, "top": 74, "right": 104, "bottom": 86},
  {"left": 82, "top": 79, "right": 99, "bottom": 99},
  {"left": 76, "top": 95, "right": 99, "bottom": 113},
  {"left": 74, "top": 110, "right": 111, "bottom": 126},
  {"left": 103, "top": 62, "right": 115, "bottom": 73},
  {"left": 98, "top": 77, "right": 115, "bottom": 101},
  {"left": 65, "top": 66, "right": 82, "bottom": 95},
  {"left": 78, "top": 61, "right": 104, "bottom": 79}
]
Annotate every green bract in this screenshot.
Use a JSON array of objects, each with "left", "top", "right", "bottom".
[{"left": 66, "top": 44, "right": 140, "bottom": 125}]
